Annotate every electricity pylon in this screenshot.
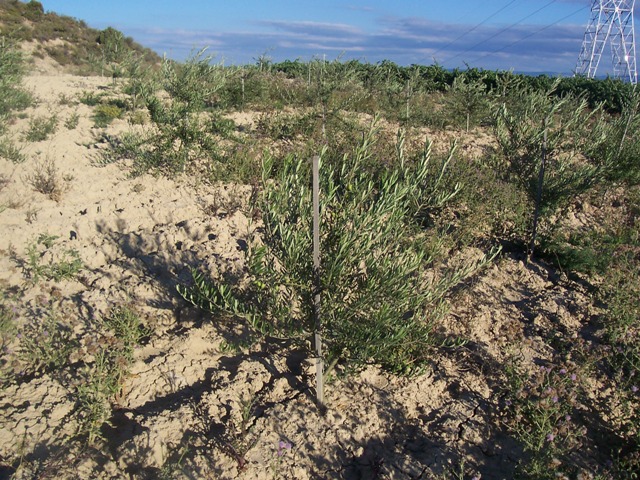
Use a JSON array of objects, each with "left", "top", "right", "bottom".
[{"left": 575, "top": 0, "right": 637, "bottom": 84}]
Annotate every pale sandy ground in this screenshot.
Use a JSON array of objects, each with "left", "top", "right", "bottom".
[{"left": 0, "top": 70, "right": 604, "bottom": 479}]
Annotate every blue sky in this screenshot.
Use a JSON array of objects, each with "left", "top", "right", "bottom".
[{"left": 37, "top": 1, "right": 623, "bottom": 74}]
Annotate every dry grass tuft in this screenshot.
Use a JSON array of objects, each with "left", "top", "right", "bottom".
[{"left": 25, "top": 157, "right": 69, "bottom": 202}]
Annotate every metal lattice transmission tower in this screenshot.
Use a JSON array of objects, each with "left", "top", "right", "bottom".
[{"left": 576, "top": 0, "right": 637, "bottom": 84}]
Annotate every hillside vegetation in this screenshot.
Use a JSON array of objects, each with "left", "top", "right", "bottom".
[
  {"left": 0, "top": 4, "right": 639, "bottom": 480},
  {"left": 0, "top": 0, "right": 160, "bottom": 73}
]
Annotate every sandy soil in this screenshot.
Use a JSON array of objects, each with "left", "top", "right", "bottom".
[{"left": 0, "top": 72, "right": 607, "bottom": 479}]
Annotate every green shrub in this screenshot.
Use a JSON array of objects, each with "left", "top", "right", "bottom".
[
  {"left": 0, "top": 35, "right": 32, "bottom": 128},
  {"left": 587, "top": 91, "right": 640, "bottom": 186},
  {"left": 23, "top": 1, "right": 44, "bottom": 21},
  {"left": 92, "top": 103, "right": 122, "bottom": 127},
  {"left": 444, "top": 74, "right": 492, "bottom": 132}
]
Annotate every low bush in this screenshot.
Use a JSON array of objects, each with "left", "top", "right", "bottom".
[
  {"left": 92, "top": 103, "right": 123, "bottom": 127},
  {"left": 76, "top": 305, "right": 148, "bottom": 443}
]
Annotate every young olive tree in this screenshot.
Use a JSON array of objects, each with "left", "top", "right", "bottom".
[
  {"left": 180, "top": 120, "right": 498, "bottom": 376},
  {"left": 138, "top": 49, "right": 228, "bottom": 173},
  {"left": 445, "top": 75, "right": 491, "bottom": 132},
  {"left": 121, "top": 53, "right": 158, "bottom": 112},
  {"left": 306, "top": 56, "right": 368, "bottom": 139},
  {"left": 493, "top": 80, "right": 605, "bottom": 255},
  {"left": 587, "top": 88, "right": 640, "bottom": 186}
]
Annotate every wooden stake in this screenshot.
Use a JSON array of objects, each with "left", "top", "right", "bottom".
[{"left": 312, "top": 155, "right": 324, "bottom": 406}]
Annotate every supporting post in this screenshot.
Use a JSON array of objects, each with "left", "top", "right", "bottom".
[
  {"left": 529, "top": 120, "right": 547, "bottom": 262},
  {"left": 312, "top": 155, "right": 324, "bottom": 406}
]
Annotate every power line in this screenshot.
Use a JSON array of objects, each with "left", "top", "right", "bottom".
[
  {"left": 444, "top": 0, "right": 558, "bottom": 65},
  {"left": 467, "top": 5, "right": 589, "bottom": 67},
  {"left": 432, "top": 0, "right": 520, "bottom": 58}
]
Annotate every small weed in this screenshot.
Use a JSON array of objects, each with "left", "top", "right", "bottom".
[
  {"left": 102, "top": 305, "right": 149, "bottom": 362},
  {"left": 127, "top": 110, "right": 147, "bottom": 125},
  {"left": 503, "top": 358, "right": 584, "bottom": 478},
  {"left": 38, "top": 233, "right": 58, "bottom": 249},
  {"left": 64, "top": 110, "right": 79, "bottom": 130},
  {"left": 0, "top": 136, "right": 26, "bottom": 163},
  {"left": 17, "top": 310, "right": 76, "bottom": 376},
  {"left": 75, "top": 305, "right": 148, "bottom": 444},
  {"left": 25, "top": 157, "right": 69, "bottom": 201},
  {"left": 0, "top": 293, "right": 17, "bottom": 352},
  {"left": 76, "top": 306, "right": 149, "bottom": 444},
  {"left": 77, "top": 90, "right": 103, "bottom": 106},
  {"left": 76, "top": 348, "right": 122, "bottom": 444},
  {"left": 22, "top": 234, "right": 82, "bottom": 284},
  {"left": 0, "top": 173, "right": 9, "bottom": 191},
  {"left": 224, "top": 393, "right": 260, "bottom": 467},
  {"left": 158, "top": 444, "right": 190, "bottom": 480},
  {"left": 24, "top": 113, "right": 59, "bottom": 142},
  {"left": 57, "top": 93, "right": 75, "bottom": 106},
  {"left": 270, "top": 439, "right": 293, "bottom": 479},
  {"left": 25, "top": 207, "right": 38, "bottom": 223},
  {"left": 218, "top": 337, "right": 255, "bottom": 354}
]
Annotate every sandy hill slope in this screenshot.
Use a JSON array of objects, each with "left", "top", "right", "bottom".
[
  {"left": 0, "top": 0, "right": 160, "bottom": 75},
  {"left": 1, "top": 4, "right": 639, "bottom": 480},
  {"left": 0, "top": 73, "right": 615, "bottom": 480}
]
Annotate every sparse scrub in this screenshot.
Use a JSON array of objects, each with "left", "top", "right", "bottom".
[{"left": 4, "top": 9, "right": 640, "bottom": 474}]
